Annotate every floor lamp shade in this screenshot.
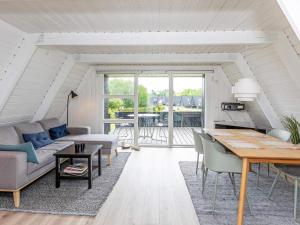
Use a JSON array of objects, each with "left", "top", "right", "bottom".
[
  {"left": 232, "top": 78, "right": 260, "bottom": 102},
  {"left": 67, "top": 90, "right": 78, "bottom": 125},
  {"left": 70, "top": 90, "right": 78, "bottom": 99}
]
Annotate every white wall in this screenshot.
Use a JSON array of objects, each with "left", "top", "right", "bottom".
[
  {"left": 67, "top": 68, "right": 101, "bottom": 133},
  {"left": 221, "top": 62, "right": 272, "bottom": 128},
  {"left": 205, "top": 66, "right": 254, "bottom": 128}
]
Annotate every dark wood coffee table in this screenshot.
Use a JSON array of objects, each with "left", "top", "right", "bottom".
[{"left": 53, "top": 144, "right": 103, "bottom": 189}]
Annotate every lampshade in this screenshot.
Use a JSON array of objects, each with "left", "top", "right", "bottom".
[
  {"left": 232, "top": 78, "right": 260, "bottom": 102},
  {"left": 69, "top": 90, "right": 78, "bottom": 99}
]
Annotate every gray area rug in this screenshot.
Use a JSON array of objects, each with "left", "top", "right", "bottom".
[
  {"left": 179, "top": 161, "right": 300, "bottom": 225},
  {"left": 0, "top": 152, "right": 131, "bottom": 216}
]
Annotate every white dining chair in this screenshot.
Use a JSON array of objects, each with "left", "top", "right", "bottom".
[{"left": 200, "top": 133, "right": 252, "bottom": 214}]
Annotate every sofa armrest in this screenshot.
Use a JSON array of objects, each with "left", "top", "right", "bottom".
[
  {"left": 67, "top": 126, "right": 91, "bottom": 135},
  {"left": 0, "top": 151, "right": 27, "bottom": 190}
]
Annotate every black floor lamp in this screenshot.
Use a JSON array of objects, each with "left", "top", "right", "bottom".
[{"left": 67, "top": 90, "right": 78, "bottom": 126}]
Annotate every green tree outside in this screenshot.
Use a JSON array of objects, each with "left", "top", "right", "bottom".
[
  {"left": 177, "top": 88, "right": 202, "bottom": 96},
  {"left": 107, "top": 78, "right": 202, "bottom": 118}
]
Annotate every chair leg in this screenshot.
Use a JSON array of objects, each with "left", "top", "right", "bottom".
[
  {"left": 202, "top": 168, "right": 208, "bottom": 195},
  {"left": 228, "top": 173, "right": 237, "bottom": 197},
  {"left": 212, "top": 173, "right": 219, "bottom": 212},
  {"left": 294, "top": 179, "right": 298, "bottom": 220},
  {"left": 107, "top": 154, "right": 112, "bottom": 166},
  {"left": 196, "top": 152, "right": 200, "bottom": 175},
  {"left": 285, "top": 175, "right": 289, "bottom": 185},
  {"left": 268, "top": 170, "right": 281, "bottom": 199},
  {"left": 246, "top": 192, "right": 253, "bottom": 216},
  {"left": 256, "top": 163, "right": 261, "bottom": 189},
  {"left": 267, "top": 163, "right": 270, "bottom": 177},
  {"left": 115, "top": 149, "right": 118, "bottom": 156},
  {"left": 201, "top": 161, "right": 205, "bottom": 190}
]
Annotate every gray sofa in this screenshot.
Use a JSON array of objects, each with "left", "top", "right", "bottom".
[
  {"left": 38, "top": 118, "right": 119, "bottom": 165},
  {"left": 0, "top": 118, "right": 118, "bottom": 208}
]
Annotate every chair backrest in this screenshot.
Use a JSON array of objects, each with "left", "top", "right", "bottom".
[
  {"left": 199, "top": 134, "right": 242, "bottom": 173},
  {"left": 267, "top": 129, "right": 291, "bottom": 142},
  {"left": 199, "top": 134, "right": 227, "bottom": 171},
  {"left": 192, "top": 128, "right": 203, "bottom": 154}
]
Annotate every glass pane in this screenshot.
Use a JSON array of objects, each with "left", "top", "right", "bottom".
[
  {"left": 138, "top": 76, "right": 169, "bottom": 145},
  {"left": 104, "top": 97, "right": 134, "bottom": 119},
  {"left": 104, "top": 123, "right": 134, "bottom": 145},
  {"left": 173, "top": 76, "right": 203, "bottom": 145},
  {"left": 104, "top": 75, "right": 134, "bottom": 95}
]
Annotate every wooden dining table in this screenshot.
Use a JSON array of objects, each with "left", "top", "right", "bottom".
[{"left": 206, "top": 129, "right": 300, "bottom": 225}]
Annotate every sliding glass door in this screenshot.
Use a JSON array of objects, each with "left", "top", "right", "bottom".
[
  {"left": 138, "top": 75, "right": 169, "bottom": 146},
  {"left": 103, "top": 74, "right": 135, "bottom": 145},
  {"left": 173, "top": 75, "right": 204, "bottom": 146},
  {"left": 101, "top": 72, "right": 204, "bottom": 147}
]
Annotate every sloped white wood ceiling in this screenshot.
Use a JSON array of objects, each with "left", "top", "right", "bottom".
[
  {"left": 0, "top": 48, "right": 67, "bottom": 124},
  {"left": 46, "top": 63, "right": 89, "bottom": 119},
  {"left": 0, "top": 0, "right": 299, "bottom": 129},
  {"left": 0, "top": 20, "right": 24, "bottom": 80},
  {"left": 242, "top": 45, "right": 300, "bottom": 120},
  {"left": 285, "top": 27, "right": 300, "bottom": 57},
  {"left": 0, "top": 0, "right": 289, "bottom": 33}
]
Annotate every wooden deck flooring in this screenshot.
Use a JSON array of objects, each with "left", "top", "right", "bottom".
[{"left": 114, "top": 127, "right": 198, "bottom": 145}]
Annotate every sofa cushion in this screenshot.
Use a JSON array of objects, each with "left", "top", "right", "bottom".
[
  {"left": 14, "top": 122, "right": 45, "bottom": 143},
  {"left": 49, "top": 124, "right": 70, "bottom": 140},
  {"left": 27, "top": 149, "right": 56, "bottom": 174},
  {"left": 0, "top": 142, "right": 39, "bottom": 163},
  {"left": 38, "top": 141, "right": 74, "bottom": 151},
  {"left": 38, "top": 118, "right": 61, "bottom": 131},
  {"left": 22, "top": 131, "right": 54, "bottom": 149},
  {"left": 0, "top": 126, "right": 20, "bottom": 145},
  {"left": 23, "top": 131, "right": 54, "bottom": 149}
]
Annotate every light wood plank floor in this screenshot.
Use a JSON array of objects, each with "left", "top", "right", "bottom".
[{"left": 0, "top": 148, "right": 200, "bottom": 225}]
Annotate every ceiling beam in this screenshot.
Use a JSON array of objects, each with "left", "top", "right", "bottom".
[
  {"left": 96, "top": 65, "right": 215, "bottom": 72},
  {"left": 37, "top": 31, "right": 277, "bottom": 46},
  {"left": 0, "top": 34, "right": 39, "bottom": 113},
  {"left": 32, "top": 55, "right": 75, "bottom": 121},
  {"left": 234, "top": 54, "right": 283, "bottom": 129},
  {"left": 74, "top": 53, "right": 238, "bottom": 64}
]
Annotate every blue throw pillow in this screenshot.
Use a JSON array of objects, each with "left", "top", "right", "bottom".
[
  {"left": 22, "top": 131, "right": 54, "bottom": 149},
  {"left": 49, "top": 124, "right": 70, "bottom": 140},
  {"left": 0, "top": 142, "right": 39, "bottom": 163}
]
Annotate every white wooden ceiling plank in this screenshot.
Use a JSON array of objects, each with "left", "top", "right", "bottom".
[{"left": 0, "top": 0, "right": 289, "bottom": 32}]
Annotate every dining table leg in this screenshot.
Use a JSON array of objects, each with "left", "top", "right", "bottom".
[{"left": 237, "top": 158, "right": 249, "bottom": 225}]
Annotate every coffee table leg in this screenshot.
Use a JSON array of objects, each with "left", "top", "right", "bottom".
[
  {"left": 98, "top": 149, "right": 102, "bottom": 176},
  {"left": 55, "top": 157, "right": 60, "bottom": 188},
  {"left": 88, "top": 156, "right": 92, "bottom": 189}
]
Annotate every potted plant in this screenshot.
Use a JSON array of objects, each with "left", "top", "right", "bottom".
[{"left": 282, "top": 115, "right": 300, "bottom": 144}]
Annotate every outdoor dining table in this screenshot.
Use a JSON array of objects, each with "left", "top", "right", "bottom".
[
  {"left": 128, "top": 113, "right": 160, "bottom": 139},
  {"left": 206, "top": 129, "right": 300, "bottom": 225}
]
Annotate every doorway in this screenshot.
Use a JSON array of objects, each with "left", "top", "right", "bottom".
[{"left": 101, "top": 72, "right": 204, "bottom": 147}]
